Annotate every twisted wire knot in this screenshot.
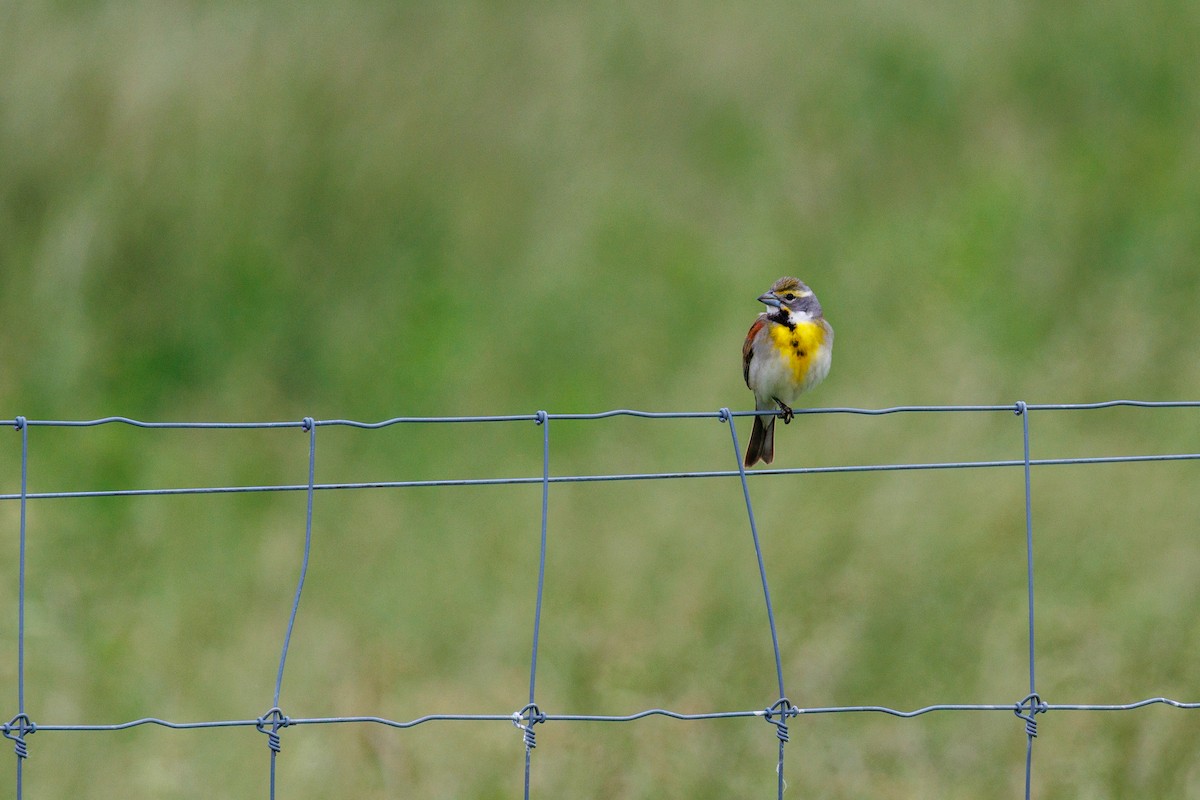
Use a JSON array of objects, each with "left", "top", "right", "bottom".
[
  {"left": 717, "top": 407, "right": 732, "bottom": 422},
  {"left": 256, "top": 707, "right": 289, "bottom": 753},
  {"left": 535, "top": 410, "right": 548, "bottom": 426},
  {"left": 1014, "top": 400, "right": 1028, "bottom": 416},
  {"left": 764, "top": 697, "right": 794, "bottom": 743},
  {"left": 512, "top": 703, "right": 545, "bottom": 749},
  {"left": 301, "top": 417, "right": 315, "bottom": 432},
  {"left": 1014, "top": 693, "right": 1045, "bottom": 737},
  {"left": 13, "top": 416, "right": 26, "bottom": 431},
  {"left": 3, "top": 713, "right": 35, "bottom": 759}
]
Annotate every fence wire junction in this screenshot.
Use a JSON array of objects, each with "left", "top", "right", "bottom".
[{"left": 3, "top": 400, "right": 1200, "bottom": 798}]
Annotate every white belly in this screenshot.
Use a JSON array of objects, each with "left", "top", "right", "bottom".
[{"left": 747, "top": 324, "right": 832, "bottom": 408}]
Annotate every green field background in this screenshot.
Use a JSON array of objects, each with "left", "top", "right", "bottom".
[{"left": 2, "top": 2, "right": 1200, "bottom": 797}]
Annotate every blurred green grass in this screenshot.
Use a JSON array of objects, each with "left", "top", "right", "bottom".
[{"left": 2, "top": 1, "right": 1200, "bottom": 797}]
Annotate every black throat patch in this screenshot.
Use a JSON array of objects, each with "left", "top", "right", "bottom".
[{"left": 769, "top": 309, "right": 795, "bottom": 331}]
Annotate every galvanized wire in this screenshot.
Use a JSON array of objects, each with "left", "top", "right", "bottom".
[
  {"left": 3, "top": 400, "right": 1199, "bottom": 799},
  {"left": 721, "top": 408, "right": 791, "bottom": 796},
  {"left": 1016, "top": 401, "right": 1041, "bottom": 799}
]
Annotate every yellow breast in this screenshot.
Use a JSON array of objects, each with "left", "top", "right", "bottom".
[{"left": 768, "top": 320, "right": 827, "bottom": 383}]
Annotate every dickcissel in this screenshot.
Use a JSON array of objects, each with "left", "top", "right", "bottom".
[{"left": 742, "top": 277, "right": 833, "bottom": 467}]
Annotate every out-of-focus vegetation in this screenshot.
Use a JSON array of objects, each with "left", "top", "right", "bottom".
[{"left": 2, "top": 1, "right": 1199, "bottom": 797}]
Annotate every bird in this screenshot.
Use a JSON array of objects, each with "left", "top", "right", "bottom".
[{"left": 742, "top": 277, "right": 834, "bottom": 467}]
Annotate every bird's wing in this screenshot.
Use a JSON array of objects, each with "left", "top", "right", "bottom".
[{"left": 743, "top": 317, "right": 766, "bottom": 388}]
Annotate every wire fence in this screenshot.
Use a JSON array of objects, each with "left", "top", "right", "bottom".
[{"left": 2, "top": 400, "right": 1199, "bottom": 798}]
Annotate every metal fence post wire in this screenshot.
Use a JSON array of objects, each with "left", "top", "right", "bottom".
[{"left": 720, "top": 408, "right": 791, "bottom": 799}]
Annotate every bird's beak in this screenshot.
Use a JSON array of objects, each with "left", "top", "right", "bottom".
[{"left": 757, "top": 292, "right": 782, "bottom": 308}]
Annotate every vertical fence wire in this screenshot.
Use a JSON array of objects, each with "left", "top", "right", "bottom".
[
  {"left": 9, "top": 418, "right": 30, "bottom": 799},
  {"left": 1015, "top": 402, "right": 1044, "bottom": 799},
  {"left": 2, "top": 402, "right": 1199, "bottom": 799},
  {"left": 259, "top": 417, "right": 318, "bottom": 797},
  {"left": 1018, "top": 404, "right": 1037, "bottom": 700},
  {"left": 721, "top": 409, "right": 791, "bottom": 797},
  {"left": 521, "top": 411, "right": 552, "bottom": 799}
]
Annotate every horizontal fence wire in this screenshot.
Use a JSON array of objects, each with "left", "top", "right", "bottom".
[{"left": 2, "top": 400, "right": 1199, "bottom": 798}]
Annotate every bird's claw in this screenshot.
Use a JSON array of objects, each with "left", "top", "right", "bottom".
[{"left": 775, "top": 400, "right": 795, "bottom": 424}]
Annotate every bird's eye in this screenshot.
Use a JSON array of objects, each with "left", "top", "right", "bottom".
[{"left": 783, "top": 293, "right": 796, "bottom": 300}]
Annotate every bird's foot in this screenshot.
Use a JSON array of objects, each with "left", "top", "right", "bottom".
[{"left": 774, "top": 399, "right": 795, "bottom": 424}]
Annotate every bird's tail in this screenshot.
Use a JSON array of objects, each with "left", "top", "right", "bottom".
[{"left": 744, "top": 414, "right": 775, "bottom": 467}]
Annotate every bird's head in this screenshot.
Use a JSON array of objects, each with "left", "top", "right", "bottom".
[{"left": 758, "top": 277, "right": 822, "bottom": 318}]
